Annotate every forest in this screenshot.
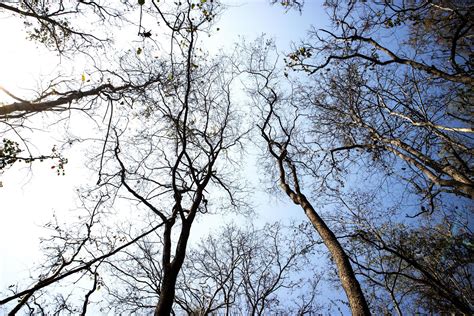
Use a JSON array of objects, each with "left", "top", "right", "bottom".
[{"left": 0, "top": 0, "right": 472, "bottom": 315}]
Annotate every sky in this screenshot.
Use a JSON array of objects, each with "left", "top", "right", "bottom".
[{"left": 0, "top": 0, "right": 341, "bottom": 312}]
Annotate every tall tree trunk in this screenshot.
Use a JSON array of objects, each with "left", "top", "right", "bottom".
[
  {"left": 154, "top": 219, "right": 193, "bottom": 315},
  {"left": 155, "top": 265, "right": 180, "bottom": 315},
  {"left": 278, "top": 161, "right": 371, "bottom": 316},
  {"left": 298, "top": 194, "right": 371, "bottom": 316}
]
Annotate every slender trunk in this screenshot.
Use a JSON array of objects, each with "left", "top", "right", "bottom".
[
  {"left": 277, "top": 161, "right": 370, "bottom": 315},
  {"left": 260, "top": 86, "right": 370, "bottom": 314},
  {"left": 155, "top": 219, "right": 193, "bottom": 315},
  {"left": 297, "top": 194, "right": 371, "bottom": 316}
]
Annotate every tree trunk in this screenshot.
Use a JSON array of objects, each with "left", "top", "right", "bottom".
[
  {"left": 279, "top": 177, "right": 371, "bottom": 316},
  {"left": 154, "top": 219, "right": 193, "bottom": 315},
  {"left": 155, "top": 267, "right": 179, "bottom": 315},
  {"left": 299, "top": 196, "right": 371, "bottom": 316}
]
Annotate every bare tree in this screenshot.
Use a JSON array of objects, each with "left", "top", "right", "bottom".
[
  {"left": 1, "top": 1, "right": 248, "bottom": 314},
  {"left": 3, "top": 1, "right": 471, "bottom": 315},
  {"left": 285, "top": 0, "right": 473, "bottom": 200},
  {"left": 330, "top": 192, "right": 473, "bottom": 315},
  {"left": 288, "top": 0, "right": 473, "bottom": 85},
  {"left": 0, "top": 0, "right": 137, "bottom": 179},
  {"left": 237, "top": 223, "right": 321, "bottom": 315},
  {"left": 238, "top": 38, "right": 371, "bottom": 316},
  {"left": 273, "top": 2, "right": 473, "bottom": 312},
  {"left": 0, "top": 0, "right": 124, "bottom": 54},
  {"left": 105, "top": 222, "right": 323, "bottom": 315},
  {"left": 264, "top": 1, "right": 473, "bottom": 314}
]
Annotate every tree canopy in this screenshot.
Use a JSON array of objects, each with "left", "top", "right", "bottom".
[{"left": 1, "top": 0, "right": 472, "bottom": 315}]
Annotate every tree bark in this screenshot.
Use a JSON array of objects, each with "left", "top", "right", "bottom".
[
  {"left": 155, "top": 265, "right": 180, "bottom": 315},
  {"left": 299, "top": 195, "right": 371, "bottom": 316},
  {"left": 154, "top": 187, "right": 202, "bottom": 316},
  {"left": 277, "top": 160, "right": 371, "bottom": 316},
  {"left": 154, "top": 218, "right": 193, "bottom": 316}
]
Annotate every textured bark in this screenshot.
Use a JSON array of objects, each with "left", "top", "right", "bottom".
[
  {"left": 275, "top": 154, "right": 370, "bottom": 316},
  {"left": 280, "top": 181, "right": 371, "bottom": 316}
]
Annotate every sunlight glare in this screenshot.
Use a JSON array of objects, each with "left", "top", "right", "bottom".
[{"left": 0, "top": 17, "right": 51, "bottom": 99}]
